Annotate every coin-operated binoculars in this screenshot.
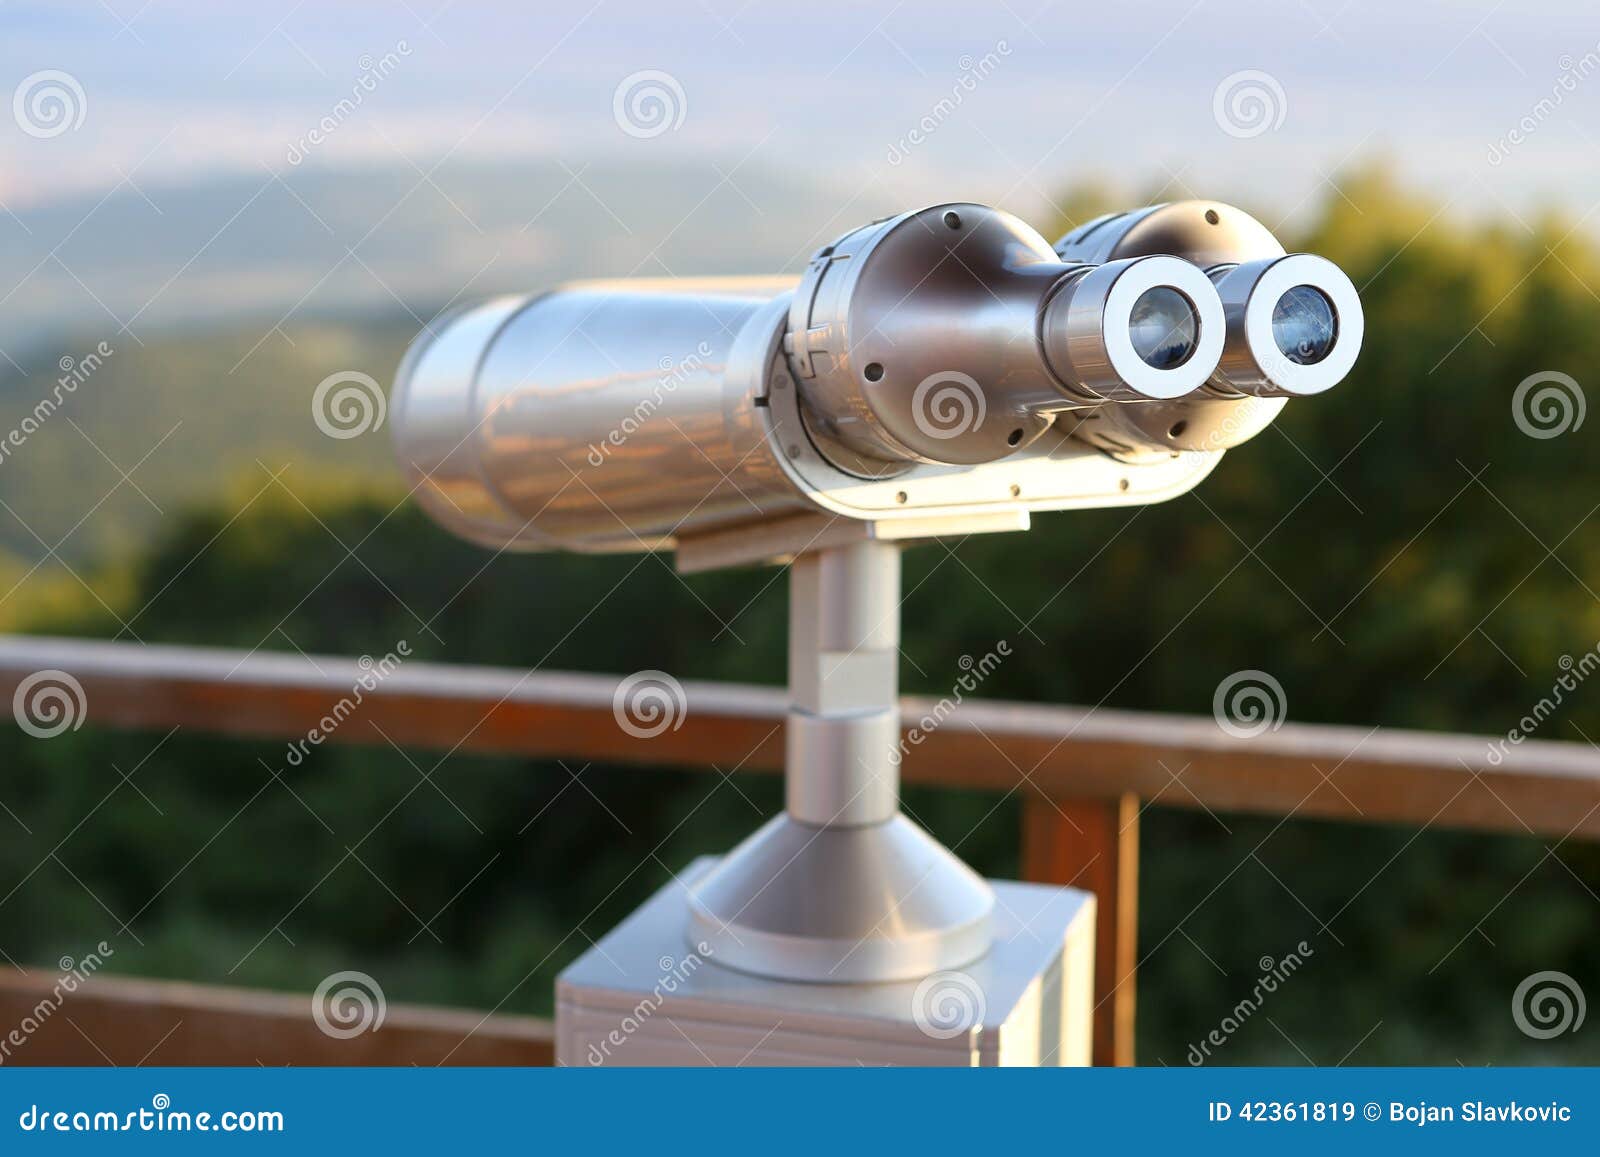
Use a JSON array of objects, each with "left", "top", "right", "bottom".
[{"left": 392, "top": 200, "right": 1362, "bottom": 1065}]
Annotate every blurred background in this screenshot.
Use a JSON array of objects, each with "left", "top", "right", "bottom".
[{"left": 1, "top": 0, "right": 1598, "bottom": 1064}]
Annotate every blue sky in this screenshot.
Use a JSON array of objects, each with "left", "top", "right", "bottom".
[{"left": 1, "top": 0, "right": 1597, "bottom": 224}]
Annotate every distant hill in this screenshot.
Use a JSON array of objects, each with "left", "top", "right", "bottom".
[
  {"left": 0, "top": 159, "right": 910, "bottom": 573},
  {"left": 0, "top": 160, "right": 900, "bottom": 368},
  {"left": 0, "top": 317, "right": 413, "bottom": 575}
]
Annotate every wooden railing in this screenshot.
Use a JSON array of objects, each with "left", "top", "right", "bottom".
[{"left": 3, "top": 635, "right": 1598, "bottom": 1066}]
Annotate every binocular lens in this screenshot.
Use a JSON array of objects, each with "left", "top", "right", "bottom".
[
  {"left": 1271, "top": 284, "right": 1338, "bottom": 366},
  {"left": 1129, "top": 287, "right": 1199, "bottom": 370}
]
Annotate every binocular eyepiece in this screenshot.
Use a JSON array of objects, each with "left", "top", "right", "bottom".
[
  {"left": 788, "top": 201, "right": 1362, "bottom": 471},
  {"left": 391, "top": 200, "right": 1362, "bottom": 559},
  {"left": 1045, "top": 251, "right": 1360, "bottom": 401}
]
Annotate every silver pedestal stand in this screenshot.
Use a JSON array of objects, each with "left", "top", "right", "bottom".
[
  {"left": 686, "top": 540, "right": 995, "bottom": 983},
  {"left": 555, "top": 541, "right": 1095, "bottom": 1066}
]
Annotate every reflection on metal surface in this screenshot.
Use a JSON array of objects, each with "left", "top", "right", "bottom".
[{"left": 394, "top": 201, "right": 1360, "bottom": 559}]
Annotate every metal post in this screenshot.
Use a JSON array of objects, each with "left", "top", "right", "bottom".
[
  {"left": 784, "top": 540, "right": 901, "bottom": 826},
  {"left": 686, "top": 541, "right": 995, "bottom": 983}
]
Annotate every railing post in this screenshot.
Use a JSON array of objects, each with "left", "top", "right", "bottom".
[{"left": 1021, "top": 792, "right": 1140, "bottom": 1066}]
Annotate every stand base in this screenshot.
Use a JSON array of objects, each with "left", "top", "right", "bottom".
[
  {"left": 556, "top": 857, "right": 1096, "bottom": 1067},
  {"left": 686, "top": 813, "right": 996, "bottom": 983}
]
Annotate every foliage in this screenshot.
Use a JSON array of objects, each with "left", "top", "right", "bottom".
[{"left": 3, "top": 167, "right": 1598, "bottom": 1064}]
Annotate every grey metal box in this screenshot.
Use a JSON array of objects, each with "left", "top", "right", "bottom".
[{"left": 557, "top": 857, "right": 1095, "bottom": 1067}]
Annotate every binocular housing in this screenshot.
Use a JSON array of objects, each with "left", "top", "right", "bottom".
[{"left": 392, "top": 200, "right": 1362, "bottom": 564}]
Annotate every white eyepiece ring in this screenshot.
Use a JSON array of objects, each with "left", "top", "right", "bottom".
[
  {"left": 1212, "top": 254, "right": 1363, "bottom": 397},
  {"left": 1043, "top": 255, "right": 1226, "bottom": 402}
]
